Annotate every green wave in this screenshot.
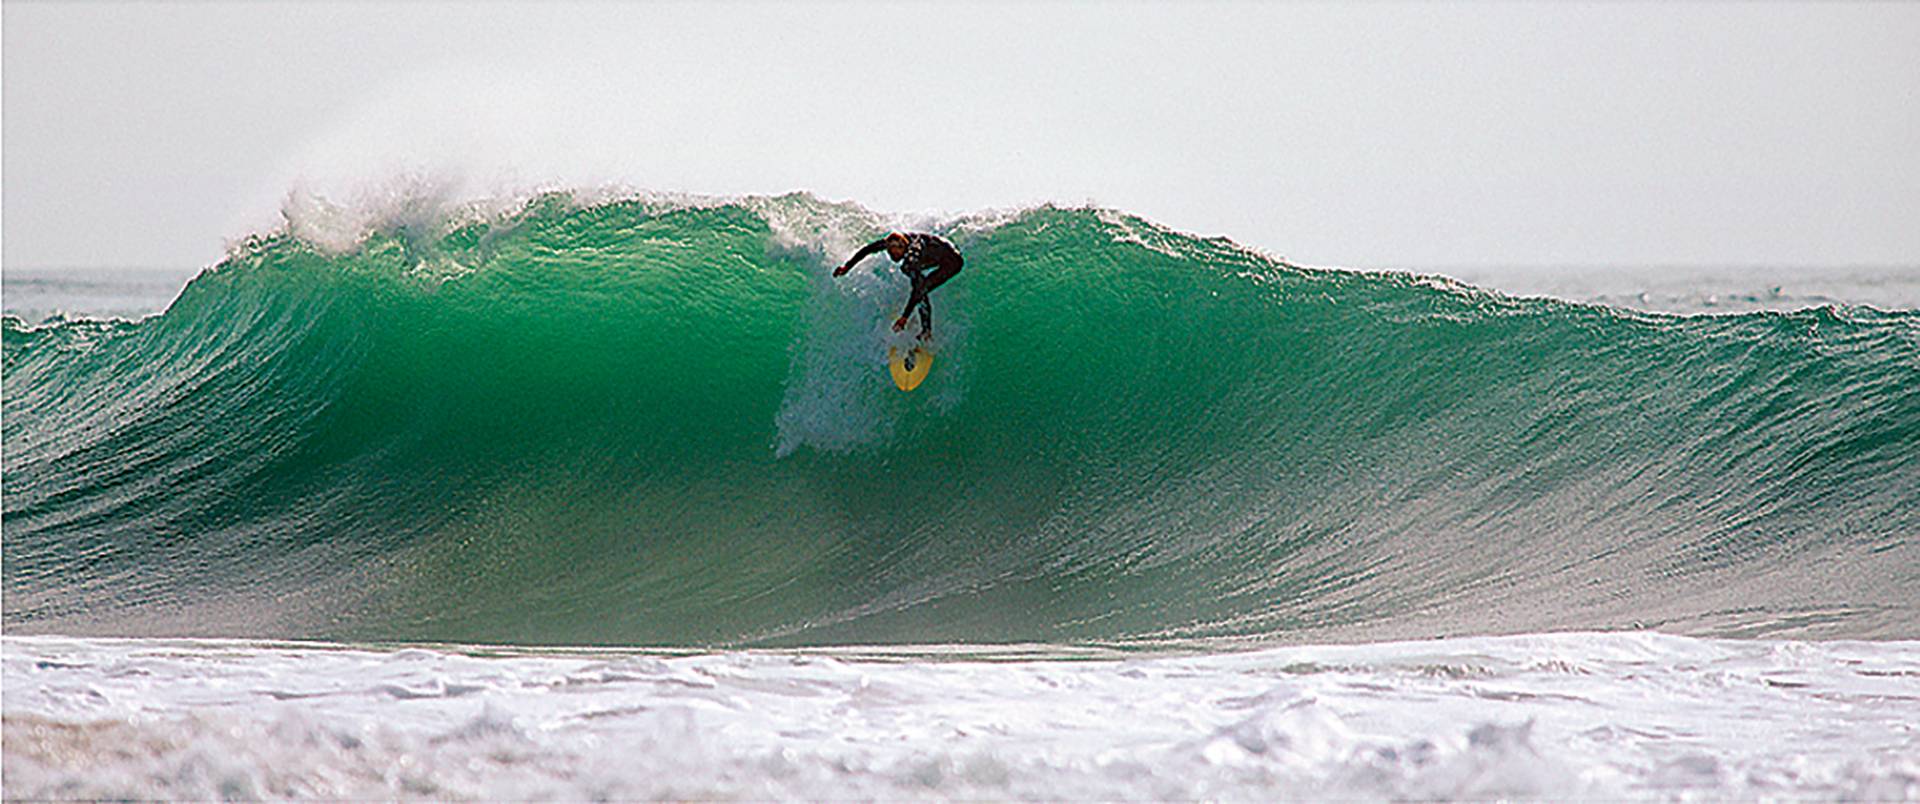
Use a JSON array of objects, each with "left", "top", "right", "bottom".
[{"left": 5, "top": 193, "right": 1917, "bottom": 646}]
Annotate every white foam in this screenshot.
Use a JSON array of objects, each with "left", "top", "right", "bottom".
[{"left": 6, "top": 633, "right": 1915, "bottom": 800}]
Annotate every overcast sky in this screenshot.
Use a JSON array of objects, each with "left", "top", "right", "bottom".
[{"left": 4, "top": 2, "right": 1917, "bottom": 272}]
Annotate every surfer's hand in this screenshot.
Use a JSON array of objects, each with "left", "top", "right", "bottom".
[
  {"left": 833, "top": 263, "right": 852, "bottom": 277},
  {"left": 892, "top": 316, "right": 909, "bottom": 332}
]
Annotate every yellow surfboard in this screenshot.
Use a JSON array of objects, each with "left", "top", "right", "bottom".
[{"left": 888, "top": 345, "right": 934, "bottom": 391}]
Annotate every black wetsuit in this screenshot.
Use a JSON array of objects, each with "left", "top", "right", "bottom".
[{"left": 845, "top": 233, "right": 964, "bottom": 338}]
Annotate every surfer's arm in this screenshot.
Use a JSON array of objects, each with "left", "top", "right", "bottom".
[
  {"left": 898, "top": 274, "right": 929, "bottom": 324},
  {"left": 834, "top": 238, "right": 891, "bottom": 276}
]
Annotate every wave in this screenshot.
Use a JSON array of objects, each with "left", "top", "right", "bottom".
[{"left": 5, "top": 192, "right": 1917, "bottom": 646}]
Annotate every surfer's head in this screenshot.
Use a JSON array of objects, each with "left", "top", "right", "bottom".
[{"left": 884, "top": 232, "right": 908, "bottom": 261}]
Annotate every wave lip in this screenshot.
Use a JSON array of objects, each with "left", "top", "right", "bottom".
[{"left": 5, "top": 192, "right": 1918, "bottom": 646}]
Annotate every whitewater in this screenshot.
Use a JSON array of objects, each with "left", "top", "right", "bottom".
[{"left": 5, "top": 191, "right": 1918, "bottom": 799}]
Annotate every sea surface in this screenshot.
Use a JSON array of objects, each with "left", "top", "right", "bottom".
[{"left": 4, "top": 192, "right": 1917, "bottom": 799}]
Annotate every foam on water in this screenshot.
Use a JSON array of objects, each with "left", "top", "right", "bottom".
[
  {"left": 1446, "top": 264, "right": 1920, "bottom": 315},
  {"left": 5, "top": 634, "right": 1916, "bottom": 800}
]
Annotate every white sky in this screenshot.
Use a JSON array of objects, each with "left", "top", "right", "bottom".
[{"left": 4, "top": 2, "right": 1917, "bottom": 271}]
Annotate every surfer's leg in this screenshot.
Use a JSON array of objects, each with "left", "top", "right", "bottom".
[
  {"left": 916, "top": 255, "right": 958, "bottom": 341},
  {"left": 923, "top": 254, "right": 962, "bottom": 294}
]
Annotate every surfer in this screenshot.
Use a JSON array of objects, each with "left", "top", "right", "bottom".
[{"left": 835, "top": 232, "right": 963, "bottom": 341}]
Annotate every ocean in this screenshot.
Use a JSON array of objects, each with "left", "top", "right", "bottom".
[{"left": 4, "top": 192, "right": 1917, "bottom": 799}]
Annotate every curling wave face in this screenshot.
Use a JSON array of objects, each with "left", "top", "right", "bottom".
[{"left": 4, "top": 193, "right": 1917, "bottom": 645}]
